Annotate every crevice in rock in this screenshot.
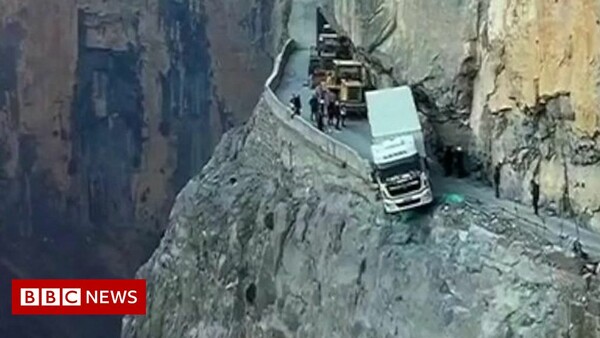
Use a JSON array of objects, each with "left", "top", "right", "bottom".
[
  {"left": 353, "top": 258, "right": 367, "bottom": 307},
  {"left": 301, "top": 198, "right": 319, "bottom": 242},
  {"left": 264, "top": 211, "right": 275, "bottom": 230},
  {"left": 366, "top": 2, "right": 397, "bottom": 53},
  {"left": 274, "top": 202, "right": 299, "bottom": 275},
  {"left": 245, "top": 282, "right": 257, "bottom": 305}
]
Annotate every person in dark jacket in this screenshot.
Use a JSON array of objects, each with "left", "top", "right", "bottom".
[
  {"left": 318, "top": 97, "right": 325, "bottom": 116},
  {"left": 442, "top": 146, "right": 454, "bottom": 177},
  {"left": 339, "top": 103, "right": 347, "bottom": 127},
  {"left": 493, "top": 163, "right": 501, "bottom": 198},
  {"left": 309, "top": 94, "right": 319, "bottom": 121},
  {"left": 454, "top": 146, "right": 466, "bottom": 178},
  {"left": 290, "top": 94, "right": 301, "bottom": 117},
  {"left": 333, "top": 101, "right": 342, "bottom": 130},
  {"left": 317, "top": 108, "right": 325, "bottom": 131},
  {"left": 327, "top": 100, "right": 335, "bottom": 126},
  {"left": 531, "top": 179, "right": 540, "bottom": 215}
]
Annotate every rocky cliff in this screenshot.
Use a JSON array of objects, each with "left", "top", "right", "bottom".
[
  {"left": 0, "top": 0, "right": 288, "bottom": 336},
  {"left": 123, "top": 96, "right": 600, "bottom": 338},
  {"left": 324, "top": 0, "right": 600, "bottom": 229}
]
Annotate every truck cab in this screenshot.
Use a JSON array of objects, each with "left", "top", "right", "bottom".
[
  {"left": 331, "top": 60, "right": 364, "bottom": 84},
  {"left": 340, "top": 79, "right": 367, "bottom": 117},
  {"left": 371, "top": 136, "right": 432, "bottom": 213},
  {"left": 326, "top": 60, "right": 367, "bottom": 116},
  {"left": 366, "top": 86, "right": 433, "bottom": 213},
  {"left": 317, "top": 33, "right": 340, "bottom": 60}
]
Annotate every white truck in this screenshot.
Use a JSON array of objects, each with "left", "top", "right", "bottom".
[{"left": 366, "top": 86, "right": 433, "bottom": 213}]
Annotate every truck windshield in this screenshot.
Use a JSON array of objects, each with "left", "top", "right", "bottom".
[
  {"left": 322, "top": 43, "right": 338, "bottom": 54},
  {"left": 377, "top": 154, "right": 421, "bottom": 179},
  {"left": 339, "top": 67, "right": 361, "bottom": 80}
]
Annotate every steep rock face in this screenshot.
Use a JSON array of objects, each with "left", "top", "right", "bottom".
[
  {"left": 0, "top": 0, "right": 288, "bottom": 336},
  {"left": 325, "top": 0, "right": 600, "bottom": 228},
  {"left": 123, "top": 98, "right": 599, "bottom": 337}
]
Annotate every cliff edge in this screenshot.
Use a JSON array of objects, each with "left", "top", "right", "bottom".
[{"left": 0, "top": 0, "right": 288, "bottom": 336}]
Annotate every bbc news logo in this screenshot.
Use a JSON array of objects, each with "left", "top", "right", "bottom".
[{"left": 12, "top": 279, "right": 146, "bottom": 315}]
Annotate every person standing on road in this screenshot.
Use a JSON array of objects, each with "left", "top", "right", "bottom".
[
  {"left": 289, "top": 94, "right": 301, "bottom": 118},
  {"left": 454, "top": 146, "right": 466, "bottom": 178},
  {"left": 316, "top": 107, "right": 325, "bottom": 131},
  {"left": 294, "top": 94, "right": 302, "bottom": 117},
  {"left": 531, "top": 179, "right": 540, "bottom": 215},
  {"left": 493, "top": 163, "right": 502, "bottom": 198},
  {"left": 309, "top": 94, "right": 319, "bottom": 121},
  {"left": 318, "top": 97, "right": 325, "bottom": 117},
  {"left": 315, "top": 83, "right": 324, "bottom": 101},
  {"left": 333, "top": 101, "right": 342, "bottom": 130},
  {"left": 327, "top": 100, "right": 335, "bottom": 126},
  {"left": 339, "top": 103, "right": 347, "bottom": 127},
  {"left": 323, "top": 88, "right": 331, "bottom": 123},
  {"left": 327, "top": 91, "right": 337, "bottom": 126},
  {"left": 442, "top": 146, "right": 454, "bottom": 177}
]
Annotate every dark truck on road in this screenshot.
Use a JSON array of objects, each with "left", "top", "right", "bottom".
[{"left": 309, "top": 7, "right": 352, "bottom": 83}]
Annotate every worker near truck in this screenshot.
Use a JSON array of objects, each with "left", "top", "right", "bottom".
[
  {"left": 315, "top": 82, "right": 325, "bottom": 100},
  {"left": 326, "top": 91, "right": 335, "bottom": 126},
  {"left": 309, "top": 94, "right": 319, "bottom": 121},
  {"left": 442, "top": 146, "right": 454, "bottom": 176},
  {"left": 339, "top": 103, "right": 347, "bottom": 127},
  {"left": 454, "top": 146, "right": 466, "bottom": 178},
  {"left": 333, "top": 100, "right": 342, "bottom": 130},
  {"left": 327, "top": 100, "right": 335, "bottom": 126},
  {"left": 290, "top": 94, "right": 302, "bottom": 118},
  {"left": 316, "top": 107, "right": 325, "bottom": 131}
]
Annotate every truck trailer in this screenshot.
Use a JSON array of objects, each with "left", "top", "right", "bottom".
[{"left": 366, "top": 86, "right": 433, "bottom": 213}]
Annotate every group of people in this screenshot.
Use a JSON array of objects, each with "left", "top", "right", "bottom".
[
  {"left": 441, "top": 146, "right": 467, "bottom": 178},
  {"left": 289, "top": 82, "right": 347, "bottom": 133}
]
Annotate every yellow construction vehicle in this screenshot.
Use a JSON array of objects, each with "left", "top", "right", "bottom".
[
  {"left": 324, "top": 60, "right": 368, "bottom": 116},
  {"left": 325, "top": 60, "right": 365, "bottom": 86},
  {"left": 339, "top": 79, "right": 367, "bottom": 117}
]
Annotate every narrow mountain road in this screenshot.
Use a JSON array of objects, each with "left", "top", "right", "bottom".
[
  {"left": 275, "top": 0, "right": 373, "bottom": 161},
  {"left": 275, "top": 0, "right": 600, "bottom": 262}
]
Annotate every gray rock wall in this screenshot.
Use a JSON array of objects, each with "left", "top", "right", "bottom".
[{"left": 0, "top": 0, "right": 288, "bottom": 336}]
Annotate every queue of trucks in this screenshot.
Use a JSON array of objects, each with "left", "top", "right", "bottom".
[
  {"left": 310, "top": 9, "right": 368, "bottom": 117},
  {"left": 309, "top": 8, "right": 434, "bottom": 214}
]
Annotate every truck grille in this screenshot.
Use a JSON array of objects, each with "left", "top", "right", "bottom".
[
  {"left": 396, "top": 198, "right": 421, "bottom": 208},
  {"left": 387, "top": 179, "right": 422, "bottom": 197}
]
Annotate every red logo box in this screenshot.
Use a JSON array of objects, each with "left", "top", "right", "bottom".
[{"left": 12, "top": 279, "right": 146, "bottom": 315}]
